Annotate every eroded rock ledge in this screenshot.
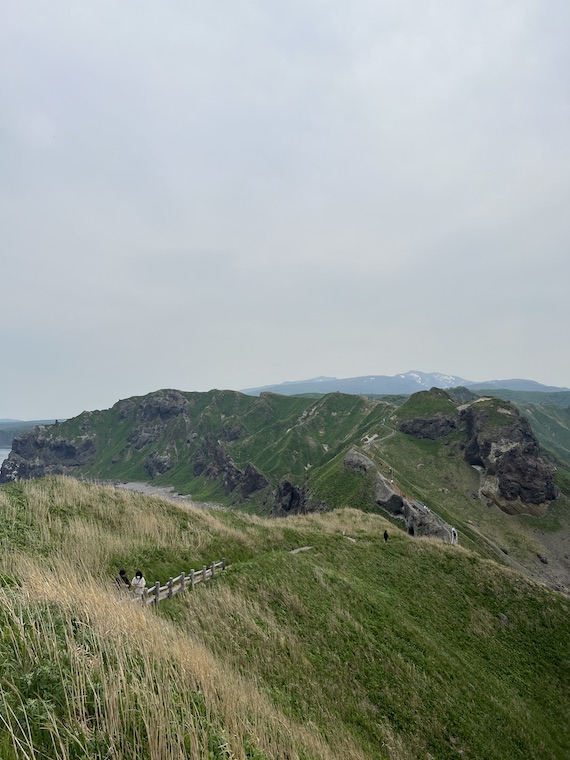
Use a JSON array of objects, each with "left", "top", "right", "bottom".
[
  {"left": 460, "top": 405, "right": 558, "bottom": 514},
  {"left": 343, "top": 448, "right": 458, "bottom": 542},
  {"left": 0, "top": 426, "right": 97, "bottom": 481},
  {"left": 398, "top": 398, "right": 558, "bottom": 515}
]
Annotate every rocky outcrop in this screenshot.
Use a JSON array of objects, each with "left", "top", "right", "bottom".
[
  {"left": 242, "top": 463, "right": 269, "bottom": 495},
  {"left": 343, "top": 448, "right": 458, "bottom": 542},
  {"left": 139, "top": 390, "right": 187, "bottom": 421},
  {"left": 399, "top": 413, "right": 458, "bottom": 440},
  {"left": 144, "top": 451, "right": 173, "bottom": 478},
  {"left": 272, "top": 479, "right": 311, "bottom": 516},
  {"left": 0, "top": 427, "right": 97, "bottom": 482},
  {"left": 0, "top": 389, "right": 271, "bottom": 501},
  {"left": 398, "top": 394, "right": 558, "bottom": 514},
  {"left": 461, "top": 404, "right": 558, "bottom": 513},
  {"left": 128, "top": 427, "right": 162, "bottom": 450},
  {"left": 220, "top": 422, "right": 247, "bottom": 442},
  {"left": 193, "top": 436, "right": 269, "bottom": 500}
]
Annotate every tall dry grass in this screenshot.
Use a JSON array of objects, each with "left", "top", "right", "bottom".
[
  {"left": 0, "top": 477, "right": 394, "bottom": 759},
  {"left": 0, "top": 551, "right": 373, "bottom": 760},
  {"left": 2, "top": 477, "right": 261, "bottom": 575}
]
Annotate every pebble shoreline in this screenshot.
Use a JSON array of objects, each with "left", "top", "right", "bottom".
[{"left": 114, "top": 481, "right": 227, "bottom": 510}]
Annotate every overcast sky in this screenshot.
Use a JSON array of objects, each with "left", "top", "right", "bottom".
[{"left": 1, "top": 1, "right": 569, "bottom": 419}]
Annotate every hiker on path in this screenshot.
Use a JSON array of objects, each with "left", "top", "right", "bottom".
[
  {"left": 383, "top": 530, "right": 389, "bottom": 543},
  {"left": 115, "top": 569, "right": 131, "bottom": 591},
  {"left": 131, "top": 570, "right": 146, "bottom": 596}
]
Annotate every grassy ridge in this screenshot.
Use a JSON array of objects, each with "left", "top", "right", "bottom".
[
  {"left": 0, "top": 477, "right": 568, "bottom": 759},
  {"left": 7, "top": 387, "right": 569, "bottom": 594},
  {"left": 363, "top": 423, "right": 570, "bottom": 582}
]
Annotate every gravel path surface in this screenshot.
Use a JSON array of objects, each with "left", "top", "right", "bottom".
[{"left": 114, "top": 481, "right": 227, "bottom": 510}]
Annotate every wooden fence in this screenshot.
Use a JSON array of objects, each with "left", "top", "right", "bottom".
[{"left": 131, "top": 559, "right": 226, "bottom": 607}]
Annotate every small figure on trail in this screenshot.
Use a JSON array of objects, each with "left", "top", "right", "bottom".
[
  {"left": 383, "top": 530, "right": 389, "bottom": 543},
  {"left": 131, "top": 570, "right": 146, "bottom": 595},
  {"left": 389, "top": 466, "right": 393, "bottom": 476},
  {"left": 115, "top": 569, "right": 131, "bottom": 591}
]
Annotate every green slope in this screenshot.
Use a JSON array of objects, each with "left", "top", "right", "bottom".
[
  {"left": 516, "top": 403, "right": 570, "bottom": 465},
  {"left": 0, "top": 477, "right": 568, "bottom": 759},
  {"left": 5, "top": 389, "right": 570, "bottom": 595}
]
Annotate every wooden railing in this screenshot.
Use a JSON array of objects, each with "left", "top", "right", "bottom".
[{"left": 132, "top": 559, "right": 226, "bottom": 607}]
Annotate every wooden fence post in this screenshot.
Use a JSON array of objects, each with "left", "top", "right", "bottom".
[{"left": 130, "top": 562, "right": 223, "bottom": 607}]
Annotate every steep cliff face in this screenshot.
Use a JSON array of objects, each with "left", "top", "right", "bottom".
[
  {"left": 0, "top": 426, "right": 97, "bottom": 481},
  {"left": 193, "top": 435, "right": 269, "bottom": 500},
  {"left": 399, "top": 413, "right": 458, "bottom": 440},
  {"left": 342, "top": 448, "right": 459, "bottom": 542},
  {"left": 397, "top": 393, "right": 559, "bottom": 515},
  {"left": 460, "top": 402, "right": 558, "bottom": 513},
  {"left": 0, "top": 389, "right": 270, "bottom": 504},
  {"left": 271, "top": 479, "right": 312, "bottom": 517},
  {"left": 1, "top": 389, "right": 560, "bottom": 523}
]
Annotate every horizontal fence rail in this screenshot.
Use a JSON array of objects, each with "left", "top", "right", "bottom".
[{"left": 125, "top": 559, "right": 226, "bottom": 607}]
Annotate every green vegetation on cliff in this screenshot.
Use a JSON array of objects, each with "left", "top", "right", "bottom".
[{"left": 3, "top": 388, "right": 570, "bottom": 596}]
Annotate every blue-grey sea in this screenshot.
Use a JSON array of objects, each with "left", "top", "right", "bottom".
[{"left": 0, "top": 448, "right": 11, "bottom": 464}]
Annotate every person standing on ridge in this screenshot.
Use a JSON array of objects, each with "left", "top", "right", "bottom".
[
  {"left": 131, "top": 570, "right": 146, "bottom": 596},
  {"left": 383, "top": 530, "right": 389, "bottom": 543}
]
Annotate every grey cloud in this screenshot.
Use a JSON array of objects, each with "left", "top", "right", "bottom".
[{"left": 1, "top": 1, "right": 568, "bottom": 418}]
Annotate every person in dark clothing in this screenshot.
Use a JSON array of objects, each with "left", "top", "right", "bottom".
[
  {"left": 383, "top": 530, "right": 389, "bottom": 543},
  {"left": 115, "top": 569, "right": 132, "bottom": 590}
]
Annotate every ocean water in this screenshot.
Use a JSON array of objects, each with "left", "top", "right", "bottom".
[{"left": 0, "top": 448, "right": 11, "bottom": 464}]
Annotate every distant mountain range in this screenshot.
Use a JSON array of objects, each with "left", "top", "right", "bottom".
[{"left": 242, "top": 371, "right": 569, "bottom": 397}]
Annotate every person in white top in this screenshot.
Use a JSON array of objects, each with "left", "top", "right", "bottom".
[{"left": 131, "top": 570, "right": 146, "bottom": 595}]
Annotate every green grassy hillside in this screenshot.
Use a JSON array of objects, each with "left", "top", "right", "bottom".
[
  {"left": 352, "top": 410, "right": 570, "bottom": 591},
  {"left": 0, "top": 477, "right": 568, "bottom": 759},
  {"left": 515, "top": 403, "right": 570, "bottom": 465},
  {"left": 4, "top": 389, "right": 570, "bottom": 596}
]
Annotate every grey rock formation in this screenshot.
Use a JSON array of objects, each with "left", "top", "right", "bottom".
[
  {"left": 396, "top": 395, "right": 558, "bottom": 514},
  {"left": 399, "top": 413, "right": 458, "bottom": 440},
  {"left": 144, "top": 451, "right": 173, "bottom": 477},
  {"left": 272, "top": 479, "right": 310, "bottom": 516},
  {"left": 343, "top": 448, "right": 458, "bottom": 543},
  {"left": 193, "top": 436, "right": 269, "bottom": 499},
  {"left": 0, "top": 426, "right": 96, "bottom": 482},
  {"left": 461, "top": 404, "right": 558, "bottom": 511},
  {"left": 241, "top": 463, "right": 269, "bottom": 496}
]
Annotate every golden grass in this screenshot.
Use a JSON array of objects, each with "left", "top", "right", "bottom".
[
  {"left": 0, "top": 476, "right": 406, "bottom": 758},
  {"left": 0, "top": 550, "right": 372, "bottom": 760},
  {"left": 2, "top": 476, "right": 567, "bottom": 760}
]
